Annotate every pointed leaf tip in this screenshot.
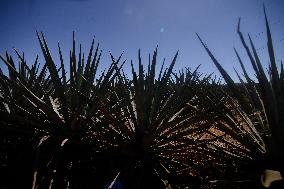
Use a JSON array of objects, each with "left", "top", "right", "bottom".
[{"left": 237, "top": 18, "right": 241, "bottom": 33}]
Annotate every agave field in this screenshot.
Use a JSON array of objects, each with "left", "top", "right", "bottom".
[{"left": 0, "top": 8, "right": 283, "bottom": 189}]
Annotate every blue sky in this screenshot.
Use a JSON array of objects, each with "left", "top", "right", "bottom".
[{"left": 0, "top": 0, "right": 283, "bottom": 80}]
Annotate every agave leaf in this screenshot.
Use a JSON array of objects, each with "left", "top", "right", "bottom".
[
  {"left": 36, "top": 31, "right": 68, "bottom": 124},
  {"left": 84, "top": 38, "right": 95, "bottom": 80},
  {"left": 237, "top": 19, "right": 261, "bottom": 80},
  {"left": 58, "top": 43, "right": 66, "bottom": 89},
  {"left": 196, "top": 34, "right": 234, "bottom": 85},
  {"left": 263, "top": 6, "right": 281, "bottom": 93},
  {"left": 248, "top": 34, "right": 269, "bottom": 84}
]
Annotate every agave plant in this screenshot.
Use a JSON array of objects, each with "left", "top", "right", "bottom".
[
  {"left": 173, "top": 67, "right": 268, "bottom": 188},
  {"left": 0, "top": 31, "right": 125, "bottom": 188},
  {"left": 197, "top": 6, "right": 284, "bottom": 187}
]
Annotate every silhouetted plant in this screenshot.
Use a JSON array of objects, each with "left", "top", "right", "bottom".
[
  {"left": 0, "top": 7, "right": 282, "bottom": 189},
  {"left": 197, "top": 6, "right": 284, "bottom": 187}
]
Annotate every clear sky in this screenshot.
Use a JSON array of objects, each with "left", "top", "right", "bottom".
[{"left": 0, "top": 0, "right": 283, "bottom": 80}]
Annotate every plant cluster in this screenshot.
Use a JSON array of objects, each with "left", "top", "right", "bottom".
[{"left": 0, "top": 8, "right": 283, "bottom": 189}]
